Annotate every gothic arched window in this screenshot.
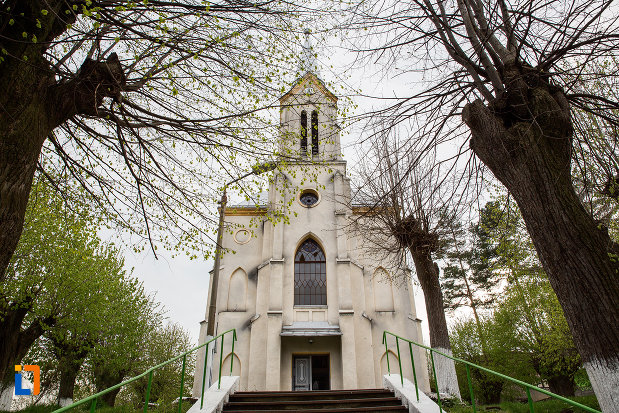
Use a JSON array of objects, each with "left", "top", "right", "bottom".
[
  {"left": 294, "top": 239, "right": 326, "bottom": 306},
  {"left": 300, "top": 110, "right": 308, "bottom": 154},
  {"left": 311, "top": 110, "right": 319, "bottom": 155}
]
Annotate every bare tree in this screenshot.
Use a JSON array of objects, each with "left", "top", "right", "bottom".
[
  {"left": 0, "top": 0, "right": 306, "bottom": 280},
  {"left": 352, "top": 129, "right": 465, "bottom": 398},
  {"left": 345, "top": 1, "right": 619, "bottom": 409}
]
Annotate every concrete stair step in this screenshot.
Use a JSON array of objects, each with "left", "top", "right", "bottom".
[
  {"left": 221, "top": 389, "right": 407, "bottom": 412},
  {"left": 224, "top": 397, "right": 403, "bottom": 410},
  {"left": 222, "top": 408, "right": 408, "bottom": 413},
  {"left": 229, "top": 389, "right": 393, "bottom": 402}
]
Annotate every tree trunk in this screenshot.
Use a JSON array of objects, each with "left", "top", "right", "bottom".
[
  {"left": 0, "top": 1, "right": 125, "bottom": 280},
  {"left": 463, "top": 67, "right": 619, "bottom": 412},
  {"left": 93, "top": 364, "right": 128, "bottom": 407},
  {"left": 0, "top": 300, "right": 53, "bottom": 395},
  {"left": 410, "top": 249, "right": 462, "bottom": 399},
  {"left": 55, "top": 345, "right": 90, "bottom": 407},
  {"left": 548, "top": 375, "right": 575, "bottom": 397},
  {"left": 0, "top": 72, "right": 53, "bottom": 281}
]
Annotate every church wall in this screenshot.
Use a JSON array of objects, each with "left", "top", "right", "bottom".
[{"left": 195, "top": 72, "right": 429, "bottom": 393}]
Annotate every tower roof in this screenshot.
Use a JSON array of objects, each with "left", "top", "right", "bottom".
[
  {"left": 300, "top": 28, "right": 318, "bottom": 74},
  {"left": 280, "top": 29, "right": 337, "bottom": 104},
  {"left": 279, "top": 72, "right": 338, "bottom": 104}
]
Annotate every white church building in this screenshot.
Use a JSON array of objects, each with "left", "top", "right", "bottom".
[{"left": 192, "top": 54, "right": 429, "bottom": 393}]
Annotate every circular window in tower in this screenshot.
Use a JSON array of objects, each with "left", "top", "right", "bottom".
[{"left": 298, "top": 189, "right": 320, "bottom": 208}]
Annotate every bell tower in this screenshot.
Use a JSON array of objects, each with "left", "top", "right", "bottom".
[{"left": 278, "top": 30, "right": 342, "bottom": 161}]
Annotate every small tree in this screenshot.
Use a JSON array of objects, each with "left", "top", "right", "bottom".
[
  {"left": 353, "top": 130, "right": 461, "bottom": 398},
  {"left": 440, "top": 207, "right": 503, "bottom": 343}
]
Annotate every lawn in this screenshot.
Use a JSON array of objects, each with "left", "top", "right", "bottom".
[
  {"left": 1, "top": 400, "right": 193, "bottom": 413},
  {"left": 446, "top": 395, "right": 600, "bottom": 413}
]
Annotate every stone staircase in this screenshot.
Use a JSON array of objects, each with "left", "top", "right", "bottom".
[{"left": 221, "top": 388, "right": 408, "bottom": 412}]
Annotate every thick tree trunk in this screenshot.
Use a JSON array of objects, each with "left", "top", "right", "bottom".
[
  {"left": 0, "top": 1, "right": 125, "bottom": 280},
  {"left": 548, "top": 375, "right": 575, "bottom": 397},
  {"left": 411, "top": 249, "right": 462, "bottom": 399},
  {"left": 0, "top": 68, "right": 53, "bottom": 281},
  {"left": 93, "top": 364, "right": 128, "bottom": 407},
  {"left": 0, "top": 301, "right": 53, "bottom": 398},
  {"left": 55, "top": 345, "right": 90, "bottom": 407},
  {"left": 463, "top": 66, "right": 619, "bottom": 412}
]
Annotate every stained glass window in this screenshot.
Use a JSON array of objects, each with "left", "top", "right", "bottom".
[
  {"left": 294, "top": 239, "right": 326, "bottom": 306},
  {"left": 300, "top": 191, "right": 319, "bottom": 207}
]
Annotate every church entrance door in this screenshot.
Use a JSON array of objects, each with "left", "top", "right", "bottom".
[{"left": 292, "top": 355, "right": 330, "bottom": 391}]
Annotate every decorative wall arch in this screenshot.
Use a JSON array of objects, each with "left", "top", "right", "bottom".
[
  {"left": 380, "top": 350, "right": 399, "bottom": 377},
  {"left": 227, "top": 267, "right": 247, "bottom": 311},
  {"left": 373, "top": 267, "right": 395, "bottom": 312},
  {"left": 221, "top": 352, "right": 241, "bottom": 377}
]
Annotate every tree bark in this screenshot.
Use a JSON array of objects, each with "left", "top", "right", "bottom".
[
  {"left": 463, "top": 65, "right": 619, "bottom": 412},
  {"left": 0, "top": 299, "right": 54, "bottom": 393},
  {"left": 410, "top": 248, "right": 462, "bottom": 399},
  {"left": 93, "top": 363, "right": 128, "bottom": 407},
  {"left": 548, "top": 375, "right": 575, "bottom": 397},
  {"left": 54, "top": 341, "right": 90, "bottom": 407},
  {"left": 0, "top": 1, "right": 125, "bottom": 280}
]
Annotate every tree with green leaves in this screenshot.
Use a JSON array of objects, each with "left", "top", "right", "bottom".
[
  {"left": 127, "top": 323, "right": 194, "bottom": 407},
  {"left": 451, "top": 197, "right": 585, "bottom": 401},
  {"left": 0, "top": 177, "right": 148, "bottom": 408},
  {"left": 0, "top": 177, "right": 103, "bottom": 406},
  {"left": 87, "top": 288, "right": 162, "bottom": 407},
  {"left": 440, "top": 205, "right": 504, "bottom": 342},
  {"left": 27, "top": 273, "right": 157, "bottom": 407},
  {"left": 0, "top": 0, "right": 309, "bottom": 282}
]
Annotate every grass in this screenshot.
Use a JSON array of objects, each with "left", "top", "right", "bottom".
[
  {"left": 1, "top": 400, "right": 194, "bottom": 413},
  {"left": 446, "top": 395, "right": 600, "bottom": 413}
]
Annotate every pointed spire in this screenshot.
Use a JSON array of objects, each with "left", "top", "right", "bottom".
[{"left": 300, "top": 28, "right": 318, "bottom": 74}]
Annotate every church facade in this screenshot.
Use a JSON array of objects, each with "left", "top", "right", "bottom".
[{"left": 192, "top": 70, "right": 429, "bottom": 393}]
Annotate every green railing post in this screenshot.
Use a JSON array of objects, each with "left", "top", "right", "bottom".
[
  {"left": 200, "top": 341, "right": 209, "bottom": 409},
  {"left": 526, "top": 388, "right": 535, "bottom": 413},
  {"left": 51, "top": 329, "right": 239, "bottom": 413},
  {"left": 429, "top": 350, "right": 442, "bottom": 413},
  {"left": 218, "top": 334, "right": 225, "bottom": 389},
  {"left": 395, "top": 337, "right": 403, "bottom": 386},
  {"left": 379, "top": 331, "right": 600, "bottom": 413},
  {"left": 143, "top": 370, "right": 153, "bottom": 413},
  {"left": 178, "top": 354, "right": 187, "bottom": 413},
  {"left": 382, "top": 332, "right": 391, "bottom": 374},
  {"left": 230, "top": 330, "right": 237, "bottom": 375},
  {"left": 408, "top": 342, "right": 419, "bottom": 402},
  {"left": 466, "top": 364, "right": 476, "bottom": 413}
]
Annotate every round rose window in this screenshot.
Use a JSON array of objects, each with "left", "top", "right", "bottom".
[{"left": 299, "top": 190, "right": 319, "bottom": 207}]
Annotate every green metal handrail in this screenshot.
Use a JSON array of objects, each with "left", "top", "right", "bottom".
[
  {"left": 382, "top": 331, "right": 600, "bottom": 413},
  {"left": 53, "top": 329, "right": 237, "bottom": 413}
]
